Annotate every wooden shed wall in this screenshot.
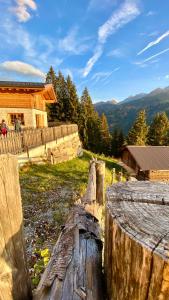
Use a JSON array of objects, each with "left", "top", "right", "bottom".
[{"left": 122, "top": 149, "right": 139, "bottom": 173}]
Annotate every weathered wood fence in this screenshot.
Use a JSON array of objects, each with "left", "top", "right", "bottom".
[{"left": 0, "top": 124, "right": 78, "bottom": 155}]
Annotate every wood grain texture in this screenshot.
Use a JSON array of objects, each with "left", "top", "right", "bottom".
[
  {"left": 105, "top": 181, "right": 169, "bottom": 300},
  {"left": 96, "top": 161, "right": 105, "bottom": 205},
  {"left": 34, "top": 206, "right": 104, "bottom": 300},
  {"left": 82, "top": 160, "right": 97, "bottom": 204},
  {"left": 0, "top": 155, "right": 32, "bottom": 300}
]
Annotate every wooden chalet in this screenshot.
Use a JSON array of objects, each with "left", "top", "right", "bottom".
[
  {"left": 0, "top": 81, "right": 56, "bottom": 128},
  {"left": 122, "top": 146, "right": 169, "bottom": 181}
]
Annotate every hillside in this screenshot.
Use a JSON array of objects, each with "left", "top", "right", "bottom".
[{"left": 94, "top": 87, "right": 169, "bottom": 134}]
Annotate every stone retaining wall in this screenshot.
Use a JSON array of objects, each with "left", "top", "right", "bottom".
[{"left": 18, "top": 132, "right": 82, "bottom": 166}]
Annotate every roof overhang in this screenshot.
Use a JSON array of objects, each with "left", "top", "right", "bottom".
[
  {"left": 42, "top": 84, "right": 57, "bottom": 103},
  {"left": 0, "top": 81, "right": 57, "bottom": 102}
]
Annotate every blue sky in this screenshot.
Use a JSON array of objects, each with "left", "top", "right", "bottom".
[{"left": 0, "top": 0, "right": 169, "bottom": 102}]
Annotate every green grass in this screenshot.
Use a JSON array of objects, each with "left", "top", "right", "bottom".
[{"left": 20, "top": 150, "right": 125, "bottom": 201}]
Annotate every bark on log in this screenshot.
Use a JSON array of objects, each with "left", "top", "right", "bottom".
[
  {"left": 0, "top": 155, "right": 32, "bottom": 300},
  {"left": 34, "top": 206, "right": 104, "bottom": 300},
  {"left": 82, "top": 159, "right": 97, "bottom": 204},
  {"left": 96, "top": 161, "right": 105, "bottom": 205},
  {"left": 105, "top": 181, "right": 169, "bottom": 300}
]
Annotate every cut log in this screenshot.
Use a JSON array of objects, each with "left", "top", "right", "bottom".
[
  {"left": 0, "top": 155, "right": 32, "bottom": 300},
  {"left": 105, "top": 181, "right": 169, "bottom": 300},
  {"left": 34, "top": 205, "right": 104, "bottom": 300},
  {"left": 96, "top": 161, "right": 105, "bottom": 205}
]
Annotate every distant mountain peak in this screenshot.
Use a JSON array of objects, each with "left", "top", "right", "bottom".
[
  {"left": 95, "top": 99, "right": 118, "bottom": 105},
  {"left": 122, "top": 93, "right": 147, "bottom": 103}
]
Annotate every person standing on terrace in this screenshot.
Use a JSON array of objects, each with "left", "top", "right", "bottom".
[
  {"left": 0, "top": 119, "right": 8, "bottom": 137},
  {"left": 14, "top": 118, "right": 21, "bottom": 133}
]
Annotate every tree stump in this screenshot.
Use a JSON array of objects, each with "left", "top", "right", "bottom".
[{"left": 105, "top": 181, "right": 169, "bottom": 300}]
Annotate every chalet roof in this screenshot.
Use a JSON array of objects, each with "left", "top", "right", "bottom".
[
  {"left": 0, "top": 81, "right": 45, "bottom": 88},
  {"left": 125, "top": 146, "right": 169, "bottom": 171},
  {"left": 0, "top": 81, "right": 57, "bottom": 102}
]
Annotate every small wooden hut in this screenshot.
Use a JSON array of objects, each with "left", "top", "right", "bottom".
[{"left": 122, "top": 146, "right": 169, "bottom": 181}]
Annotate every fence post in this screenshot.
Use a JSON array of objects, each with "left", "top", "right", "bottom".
[
  {"left": 96, "top": 161, "right": 105, "bottom": 205},
  {"left": 0, "top": 155, "right": 32, "bottom": 300},
  {"left": 112, "top": 168, "right": 116, "bottom": 183}
]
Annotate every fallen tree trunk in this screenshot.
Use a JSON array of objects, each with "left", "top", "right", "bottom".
[
  {"left": 105, "top": 181, "right": 169, "bottom": 300},
  {"left": 34, "top": 206, "right": 104, "bottom": 300}
]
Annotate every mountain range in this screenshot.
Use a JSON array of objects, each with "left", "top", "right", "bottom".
[{"left": 94, "top": 86, "right": 169, "bottom": 134}]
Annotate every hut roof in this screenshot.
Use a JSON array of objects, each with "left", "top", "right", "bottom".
[{"left": 125, "top": 146, "right": 169, "bottom": 171}]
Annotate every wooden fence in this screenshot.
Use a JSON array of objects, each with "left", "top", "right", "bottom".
[{"left": 0, "top": 124, "right": 78, "bottom": 155}]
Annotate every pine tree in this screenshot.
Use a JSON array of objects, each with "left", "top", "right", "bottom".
[
  {"left": 46, "top": 66, "right": 57, "bottom": 88},
  {"left": 66, "top": 75, "right": 79, "bottom": 123},
  {"left": 79, "top": 87, "right": 95, "bottom": 147},
  {"left": 111, "top": 129, "right": 125, "bottom": 157},
  {"left": 99, "top": 113, "right": 111, "bottom": 155},
  {"left": 148, "top": 112, "right": 169, "bottom": 145},
  {"left": 127, "top": 110, "right": 149, "bottom": 145},
  {"left": 46, "top": 66, "right": 58, "bottom": 121},
  {"left": 79, "top": 87, "right": 101, "bottom": 152}
]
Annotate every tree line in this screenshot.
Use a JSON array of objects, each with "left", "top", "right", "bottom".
[
  {"left": 127, "top": 110, "right": 169, "bottom": 146},
  {"left": 46, "top": 67, "right": 115, "bottom": 156},
  {"left": 46, "top": 67, "right": 169, "bottom": 157}
]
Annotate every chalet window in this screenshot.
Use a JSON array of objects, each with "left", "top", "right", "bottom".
[{"left": 8, "top": 113, "right": 25, "bottom": 125}]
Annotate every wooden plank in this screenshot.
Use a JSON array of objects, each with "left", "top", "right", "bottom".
[{"left": 0, "top": 155, "right": 32, "bottom": 300}]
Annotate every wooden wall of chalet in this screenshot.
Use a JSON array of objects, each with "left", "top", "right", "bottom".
[{"left": 0, "top": 92, "right": 46, "bottom": 111}]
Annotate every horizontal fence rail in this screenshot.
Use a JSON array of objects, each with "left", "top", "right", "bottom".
[{"left": 0, "top": 124, "right": 78, "bottom": 155}]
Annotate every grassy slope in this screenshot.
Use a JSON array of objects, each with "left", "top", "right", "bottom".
[
  {"left": 20, "top": 150, "right": 124, "bottom": 201},
  {"left": 20, "top": 150, "right": 125, "bottom": 286}
]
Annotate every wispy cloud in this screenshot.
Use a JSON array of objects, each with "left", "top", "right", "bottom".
[
  {"left": 91, "top": 68, "right": 120, "bottom": 86},
  {"left": 59, "top": 27, "right": 90, "bottom": 55},
  {"left": 135, "top": 48, "right": 169, "bottom": 66},
  {"left": 0, "top": 18, "right": 63, "bottom": 71},
  {"left": 83, "top": 45, "right": 103, "bottom": 77},
  {"left": 146, "top": 11, "right": 156, "bottom": 17},
  {"left": 141, "top": 48, "right": 169, "bottom": 63},
  {"left": 107, "top": 48, "right": 124, "bottom": 57},
  {"left": 83, "top": 0, "right": 140, "bottom": 77},
  {"left": 101, "top": 67, "right": 120, "bottom": 84},
  {"left": 98, "top": 0, "right": 140, "bottom": 44},
  {"left": 11, "top": 0, "right": 37, "bottom": 22},
  {"left": 0, "top": 61, "right": 45, "bottom": 79},
  {"left": 148, "top": 31, "right": 159, "bottom": 37},
  {"left": 165, "top": 75, "right": 169, "bottom": 79},
  {"left": 137, "top": 30, "right": 169, "bottom": 55}
]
